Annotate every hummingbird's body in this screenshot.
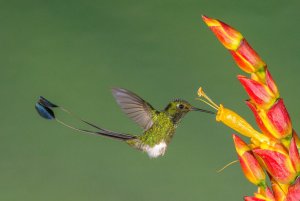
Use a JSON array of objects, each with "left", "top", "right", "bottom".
[
  {"left": 126, "top": 111, "right": 175, "bottom": 158},
  {"left": 35, "top": 88, "right": 213, "bottom": 158}
]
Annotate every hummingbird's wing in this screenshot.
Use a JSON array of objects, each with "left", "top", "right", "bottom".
[{"left": 112, "top": 88, "right": 155, "bottom": 131}]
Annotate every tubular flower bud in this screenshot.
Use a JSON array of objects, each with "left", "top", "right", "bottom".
[
  {"left": 263, "top": 187, "right": 276, "bottom": 201},
  {"left": 238, "top": 75, "right": 277, "bottom": 109},
  {"left": 233, "top": 134, "right": 266, "bottom": 186},
  {"left": 289, "top": 136, "right": 300, "bottom": 173},
  {"left": 244, "top": 197, "right": 265, "bottom": 201},
  {"left": 216, "top": 105, "right": 272, "bottom": 145},
  {"left": 197, "top": 87, "right": 274, "bottom": 146},
  {"left": 230, "top": 39, "right": 266, "bottom": 73},
  {"left": 245, "top": 101, "right": 274, "bottom": 140},
  {"left": 244, "top": 187, "right": 275, "bottom": 201},
  {"left": 270, "top": 175, "right": 289, "bottom": 201},
  {"left": 202, "top": 15, "right": 266, "bottom": 73},
  {"left": 245, "top": 99, "right": 292, "bottom": 140},
  {"left": 286, "top": 177, "right": 300, "bottom": 201},
  {"left": 202, "top": 15, "right": 243, "bottom": 50},
  {"left": 265, "top": 69, "right": 279, "bottom": 97},
  {"left": 292, "top": 130, "right": 300, "bottom": 148},
  {"left": 265, "top": 99, "right": 292, "bottom": 139},
  {"left": 253, "top": 144, "right": 297, "bottom": 184}
]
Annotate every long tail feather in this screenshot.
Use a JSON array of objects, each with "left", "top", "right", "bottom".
[{"left": 35, "top": 96, "right": 137, "bottom": 141}]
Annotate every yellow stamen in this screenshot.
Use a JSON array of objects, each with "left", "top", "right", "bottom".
[
  {"left": 195, "top": 98, "right": 218, "bottom": 111},
  {"left": 197, "top": 87, "right": 219, "bottom": 109}
]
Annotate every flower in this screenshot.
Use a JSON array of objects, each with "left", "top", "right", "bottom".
[
  {"left": 244, "top": 187, "right": 275, "bottom": 201},
  {"left": 286, "top": 177, "right": 300, "bottom": 201},
  {"left": 199, "top": 15, "right": 300, "bottom": 200},
  {"left": 237, "top": 75, "right": 277, "bottom": 109},
  {"left": 202, "top": 15, "right": 266, "bottom": 73},
  {"left": 270, "top": 176, "right": 288, "bottom": 201},
  {"left": 202, "top": 15, "right": 243, "bottom": 51},
  {"left": 253, "top": 143, "right": 297, "bottom": 184},
  {"left": 232, "top": 134, "right": 266, "bottom": 186},
  {"left": 289, "top": 136, "right": 300, "bottom": 173}
]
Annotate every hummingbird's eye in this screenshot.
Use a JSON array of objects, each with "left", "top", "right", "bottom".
[{"left": 177, "top": 104, "right": 184, "bottom": 109}]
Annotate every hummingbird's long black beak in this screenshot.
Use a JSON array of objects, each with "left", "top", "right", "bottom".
[{"left": 190, "top": 107, "right": 215, "bottom": 114}]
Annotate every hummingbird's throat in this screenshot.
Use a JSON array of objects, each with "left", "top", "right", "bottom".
[{"left": 170, "top": 113, "right": 186, "bottom": 125}]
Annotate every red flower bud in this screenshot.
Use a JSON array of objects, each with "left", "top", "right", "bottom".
[
  {"left": 238, "top": 75, "right": 276, "bottom": 108},
  {"left": 270, "top": 175, "right": 288, "bottom": 201},
  {"left": 246, "top": 99, "right": 292, "bottom": 140},
  {"left": 233, "top": 134, "right": 266, "bottom": 186},
  {"left": 231, "top": 39, "right": 266, "bottom": 73},
  {"left": 245, "top": 101, "right": 274, "bottom": 139},
  {"left": 253, "top": 144, "right": 297, "bottom": 184},
  {"left": 286, "top": 177, "right": 300, "bottom": 201},
  {"left": 202, "top": 15, "right": 243, "bottom": 50},
  {"left": 244, "top": 187, "right": 275, "bottom": 201},
  {"left": 289, "top": 136, "right": 300, "bottom": 173},
  {"left": 266, "top": 99, "right": 292, "bottom": 139},
  {"left": 265, "top": 69, "right": 279, "bottom": 97},
  {"left": 244, "top": 197, "right": 265, "bottom": 201}
]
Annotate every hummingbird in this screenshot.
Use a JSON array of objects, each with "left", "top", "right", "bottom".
[{"left": 35, "top": 88, "right": 214, "bottom": 158}]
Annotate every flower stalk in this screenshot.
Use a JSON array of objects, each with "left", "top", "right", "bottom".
[{"left": 199, "top": 15, "right": 300, "bottom": 200}]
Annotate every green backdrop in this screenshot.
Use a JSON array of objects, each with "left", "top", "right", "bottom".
[{"left": 1, "top": 0, "right": 300, "bottom": 200}]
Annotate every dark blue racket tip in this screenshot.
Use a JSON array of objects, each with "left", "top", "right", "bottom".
[
  {"left": 37, "top": 96, "right": 58, "bottom": 108},
  {"left": 35, "top": 102, "right": 55, "bottom": 120}
]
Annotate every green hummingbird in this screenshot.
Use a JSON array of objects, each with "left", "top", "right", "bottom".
[{"left": 35, "top": 88, "right": 213, "bottom": 158}]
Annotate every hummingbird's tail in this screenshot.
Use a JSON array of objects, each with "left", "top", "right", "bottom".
[{"left": 35, "top": 96, "right": 137, "bottom": 141}]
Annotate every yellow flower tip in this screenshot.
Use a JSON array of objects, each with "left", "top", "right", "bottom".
[
  {"left": 201, "top": 15, "right": 220, "bottom": 27},
  {"left": 202, "top": 15, "right": 243, "bottom": 50},
  {"left": 232, "top": 134, "right": 251, "bottom": 155}
]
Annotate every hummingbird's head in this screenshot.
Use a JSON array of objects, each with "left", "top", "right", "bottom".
[
  {"left": 164, "top": 99, "right": 215, "bottom": 123},
  {"left": 164, "top": 99, "right": 212, "bottom": 124}
]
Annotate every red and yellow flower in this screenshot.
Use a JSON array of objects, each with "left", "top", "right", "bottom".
[{"left": 199, "top": 15, "right": 300, "bottom": 200}]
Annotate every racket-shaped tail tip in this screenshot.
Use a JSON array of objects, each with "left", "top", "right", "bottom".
[
  {"left": 35, "top": 96, "right": 57, "bottom": 120},
  {"left": 38, "top": 96, "right": 58, "bottom": 108}
]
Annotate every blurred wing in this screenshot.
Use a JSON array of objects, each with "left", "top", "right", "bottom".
[{"left": 112, "top": 88, "right": 155, "bottom": 130}]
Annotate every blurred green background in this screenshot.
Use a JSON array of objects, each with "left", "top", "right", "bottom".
[{"left": 1, "top": 0, "right": 300, "bottom": 200}]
